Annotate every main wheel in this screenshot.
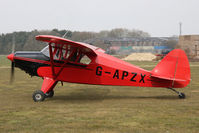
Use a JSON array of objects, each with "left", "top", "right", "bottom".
[
  {"left": 45, "top": 90, "right": 54, "bottom": 98},
  {"left": 178, "top": 92, "right": 186, "bottom": 99},
  {"left": 32, "top": 90, "right": 46, "bottom": 102}
]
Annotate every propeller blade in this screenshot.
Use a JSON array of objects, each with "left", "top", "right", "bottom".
[
  {"left": 12, "top": 34, "right": 15, "bottom": 53},
  {"left": 10, "top": 62, "right": 15, "bottom": 83},
  {"left": 10, "top": 34, "right": 16, "bottom": 83}
]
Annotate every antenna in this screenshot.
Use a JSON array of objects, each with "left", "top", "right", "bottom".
[
  {"left": 62, "top": 30, "right": 69, "bottom": 38},
  {"left": 179, "top": 22, "right": 182, "bottom": 36}
]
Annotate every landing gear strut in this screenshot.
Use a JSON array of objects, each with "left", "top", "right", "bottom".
[
  {"left": 32, "top": 77, "right": 58, "bottom": 102},
  {"left": 168, "top": 88, "right": 186, "bottom": 99},
  {"left": 45, "top": 90, "right": 54, "bottom": 98}
]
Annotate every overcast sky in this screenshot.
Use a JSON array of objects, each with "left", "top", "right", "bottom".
[{"left": 0, "top": 0, "right": 199, "bottom": 37}]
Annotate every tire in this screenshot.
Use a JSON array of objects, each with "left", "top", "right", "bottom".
[
  {"left": 179, "top": 93, "right": 186, "bottom": 99},
  {"left": 45, "top": 90, "right": 54, "bottom": 98},
  {"left": 32, "top": 90, "right": 46, "bottom": 102}
]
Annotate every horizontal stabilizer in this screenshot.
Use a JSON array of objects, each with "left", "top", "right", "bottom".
[{"left": 150, "top": 74, "right": 186, "bottom": 82}]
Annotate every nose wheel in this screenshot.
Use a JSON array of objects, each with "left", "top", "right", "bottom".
[
  {"left": 32, "top": 90, "right": 46, "bottom": 102},
  {"left": 32, "top": 90, "right": 54, "bottom": 102}
]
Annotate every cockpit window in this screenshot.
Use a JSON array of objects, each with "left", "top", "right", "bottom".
[
  {"left": 41, "top": 44, "right": 91, "bottom": 65},
  {"left": 41, "top": 45, "right": 50, "bottom": 57},
  {"left": 79, "top": 55, "right": 91, "bottom": 64}
]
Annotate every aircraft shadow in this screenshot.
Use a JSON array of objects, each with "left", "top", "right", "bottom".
[
  {"left": 52, "top": 95, "right": 179, "bottom": 102},
  {"left": 50, "top": 89, "right": 179, "bottom": 102}
]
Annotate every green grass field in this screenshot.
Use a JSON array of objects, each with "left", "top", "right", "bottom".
[{"left": 0, "top": 55, "right": 199, "bottom": 133}]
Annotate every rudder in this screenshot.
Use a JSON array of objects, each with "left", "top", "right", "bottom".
[{"left": 151, "top": 49, "right": 191, "bottom": 88}]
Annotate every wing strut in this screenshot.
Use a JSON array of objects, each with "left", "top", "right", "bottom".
[
  {"left": 54, "top": 60, "right": 68, "bottom": 80},
  {"left": 48, "top": 42, "right": 69, "bottom": 80},
  {"left": 49, "top": 43, "right": 55, "bottom": 78}
]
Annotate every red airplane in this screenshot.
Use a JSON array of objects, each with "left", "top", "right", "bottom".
[{"left": 7, "top": 35, "right": 191, "bottom": 102}]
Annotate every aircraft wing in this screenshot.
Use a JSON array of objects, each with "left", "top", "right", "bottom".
[{"left": 36, "top": 35, "right": 105, "bottom": 55}]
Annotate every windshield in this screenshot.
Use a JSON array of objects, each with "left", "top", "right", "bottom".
[{"left": 41, "top": 45, "right": 50, "bottom": 57}]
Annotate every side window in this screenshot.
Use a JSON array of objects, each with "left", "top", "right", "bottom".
[
  {"left": 50, "top": 44, "right": 92, "bottom": 65},
  {"left": 68, "top": 48, "right": 91, "bottom": 65},
  {"left": 54, "top": 49, "right": 60, "bottom": 60},
  {"left": 79, "top": 55, "right": 91, "bottom": 64},
  {"left": 53, "top": 48, "right": 64, "bottom": 60},
  {"left": 69, "top": 48, "right": 79, "bottom": 62},
  {"left": 63, "top": 45, "right": 71, "bottom": 59},
  {"left": 53, "top": 45, "right": 69, "bottom": 60}
]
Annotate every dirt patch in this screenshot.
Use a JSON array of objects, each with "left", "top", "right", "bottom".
[{"left": 123, "top": 53, "right": 156, "bottom": 61}]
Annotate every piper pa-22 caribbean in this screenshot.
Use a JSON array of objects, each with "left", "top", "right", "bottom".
[{"left": 7, "top": 35, "right": 190, "bottom": 102}]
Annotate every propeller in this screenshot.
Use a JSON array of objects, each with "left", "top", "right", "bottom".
[
  {"left": 10, "top": 61, "right": 15, "bottom": 83},
  {"left": 9, "top": 34, "right": 16, "bottom": 83}
]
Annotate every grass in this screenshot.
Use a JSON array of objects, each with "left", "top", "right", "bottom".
[
  {"left": 0, "top": 55, "right": 10, "bottom": 67},
  {"left": 0, "top": 56, "right": 199, "bottom": 133}
]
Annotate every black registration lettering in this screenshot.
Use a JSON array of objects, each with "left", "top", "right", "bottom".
[
  {"left": 113, "top": 70, "right": 119, "bottom": 79},
  {"left": 130, "top": 72, "right": 137, "bottom": 82},
  {"left": 139, "top": 74, "right": 146, "bottom": 83},
  {"left": 122, "top": 71, "right": 128, "bottom": 80},
  {"left": 96, "top": 66, "right": 103, "bottom": 76}
]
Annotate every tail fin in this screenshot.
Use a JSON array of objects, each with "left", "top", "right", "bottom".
[{"left": 151, "top": 49, "right": 191, "bottom": 88}]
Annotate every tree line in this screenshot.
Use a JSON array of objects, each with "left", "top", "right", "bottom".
[{"left": 0, "top": 28, "right": 150, "bottom": 54}]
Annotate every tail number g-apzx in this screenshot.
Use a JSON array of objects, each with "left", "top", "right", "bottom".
[{"left": 96, "top": 66, "right": 146, "bottom": 83}]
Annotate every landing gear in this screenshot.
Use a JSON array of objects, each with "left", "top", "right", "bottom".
[
  {"left": 168, "top": 88, "right": 186, "bottom": 99},
  {"left": 32, "top": 90, "right": 46, "bottom": 102},
  {"left": 32, "top": 90, "right": 54, "bottom": 102},
  {"left": 32, "top": 77, "right": 58, "bottom": 102},
  {"left": 178, "top": 92, "right": 186, "bottom": 99},
  {"left": 45, "top": 90, "right": 54, "bottom": 98}
]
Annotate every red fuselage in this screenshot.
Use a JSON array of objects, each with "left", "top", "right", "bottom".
[{"left": 9, "top": 50, "right": 187, "bottom": 89}]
